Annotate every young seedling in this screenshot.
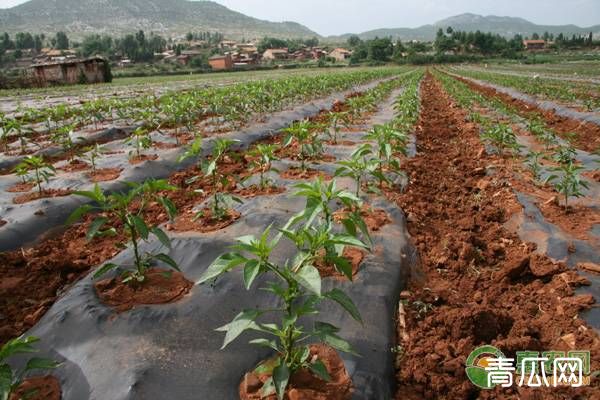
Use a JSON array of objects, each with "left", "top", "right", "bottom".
[
  {"left": 283, "top": 120, "right": 322, "bottom": 171},
  {"left": 0, "top": 336, "right": 61, "bottom": 400},
  {"left": 553, "top": 144, "right": 577, "bottom": 166},
  {"left": 126, "top": 126, "right": 153, "bottom": 159},
  {"left": 0, "top": 117, "right": 31, "bottom": 154},
  {"left": 545, "top": 163, "right": 590, "bottom": 210},
  {"left": 198, "top": 138, "right": 242, "bottom": 221},
  {"left": 481, "top": 123, "right": 521, "bottom": 157},
  {"left": 198, "top": 203, "right": 365, "bottom": 398},
  {"left": 50, "top": 124, "right": 79, "bottom": 162},
  {"left": 83, "top": 144, "right": 106, "bottom": 173},
  {"left": 248, "top": 144, "right": 279, "bottom": 190},
  {"left": 326, "top": 111, "right": 351, "bottom": 144},
  {"left": 13, "top": 156, "right": 55, "bottom": 195},
  {"left": 364, "top": 124, "right": 407, "bottom": 190},
  {"left": 335, "top": 144, "right": 376, "bottom": 197},
  {"left": 526, "top": 151, "right": 544, "bottom": 184},
  {"left": 68, "top": 180, "right": 179, "bottom": 283}
]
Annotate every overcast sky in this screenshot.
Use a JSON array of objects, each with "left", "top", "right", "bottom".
[{"left": 0, "top": 0, "right": 598, "bottom": 36}]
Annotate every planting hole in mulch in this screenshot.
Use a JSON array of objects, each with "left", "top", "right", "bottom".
[
  {"left": 129, "top": 154, "right": 159, "bottom": 165},
  {"left": 12, "top": 189, "right": 72, "bottom": 204},
  {"left": 239, "top": 344, "right": 353, "bottom": 400},
  {"left": 324, "top": 139, "right": 356, "bottom": 146},
  {"left": 6, "top": 182, "right": 34, "bottom": 193},
  {"left": 153, "top": 141, "right": 179, "bottom": 150},
  {"left": 314, "top": 247, "right": 365, "bottom": 280},
  {"left": 59, "top": 159, "right": 89, "bottom": 172},
  {"left": 280, "top": 167, "right": 330, "bottom": 181},
  {"left": 235, "top": 185, "right": 285, "bottom": 198},
  {"left": 95, "top": 268, "right": 193, "bottom": 312},
  {"left": 9, "top": 375, "right": 61, "bottom": 400},
  {"left": 167, "top": 208, "right": 241, "bottom": 233},
  {"left": 89, "top": 168, "right": 122, "bottom": 182},
  {"left": 0, "top": 219, "right": 6, "bottom": 227},
  {"left": 334, "top": 205, "right": 392, "bottom": 232}
]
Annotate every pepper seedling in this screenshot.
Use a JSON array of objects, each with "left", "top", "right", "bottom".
[
  {"left": 12, "top": 156, "right": 55, "bottom": 195},
  {"left": 68, "top": 180, "right": 179, "bottom": 283},
  {"left": 0, "top": 336, "right": 61, "bottom": 400},
  {"left": 198, "top": 180, "right": 367, "bottom": 399},
  {"left": 248, "top": 144, "right": 280, "bottom": 190}
]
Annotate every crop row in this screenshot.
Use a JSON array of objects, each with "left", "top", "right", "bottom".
[
  {"left": 0, "top": 68, "right": 409, "bottom": 153},
  {"left": 449, "top": 67, "right": 600, "bottom": 111},
  {"left": 435, "top": 70, "right": 597, "bottom": 209},
  {"left": 1, "top": 70, "right": 424, "bottom": 399}
]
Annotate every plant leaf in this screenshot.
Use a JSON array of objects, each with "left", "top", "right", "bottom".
[
  {"left": 273, "top": 361, "right": 290, "bottom": 400},
  {"left": 86, "top": 217, "right": 108, "bottom": 241},
  {"left": 92, "top": 263, "right": 119, "bottom": 279},
  {"left": 25, "top": 357, "right": 61, "bottom": 372},
  {"left": 325, "top": 288, "right": 362, "bottom": 323},
  {"left": 216, "top": 310, "right": 261, "bottom": 349},
  {"left": 130, "top": 215, "right": 149, "bottom": 240},
  {"left": 66, "top": 204, "right": 94, "bottom": 225},
  {"left": 308, "top": 359, "right": 331, "bottom": 382},
  {"left": 243, "top": 260, "right": 261, "bottom": 290},
  {"left": 197, "top": 252, "right": 246, "bottom": 284},
  {"left": 295, "top": 264, "right": 321, "bottom": 295},
  {"left": 151, "top": 227, "right": 171, "bottom": 249},
  {"left": 153, "top": 253, "right": 180, "bottom": 271}
]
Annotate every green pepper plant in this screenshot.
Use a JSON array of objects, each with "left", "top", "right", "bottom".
[
  {"left": 282, "top": 120, "right": 323, "bottom": 172},
  {"left": 0, "top": 336, "right": 61, "bottom": 400},
  {"left": 13, "top": 156, "right": 55, "bottom": 195},
  {"left": 198, "top": 179, "right": 369, "bottom": 399},
  {"left": 248, "top": 144, "right": 279, "bottom": 190},
  {"left": 68, "top": 180, "right": 179, "bottom": 283}
]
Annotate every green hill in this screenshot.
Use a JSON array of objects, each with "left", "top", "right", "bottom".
[{"left": 0, "top": 0, "right": 319, "bottom": 40}]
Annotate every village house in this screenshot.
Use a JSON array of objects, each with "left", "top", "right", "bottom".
[
  {"left": 262, "top": 48, "right": 289, "bottom": 61},
  {"left": 523, "top": 40, "right": 546, "bottom": 51},
  {"left": 329, "top": 48, "right": 352, "bottom": 62},
  {"left": 208, "top": 54, "right": 233, "bottom": 70},
  {"left": 28, "top": 57, "right": 108, "bottom": 86}
]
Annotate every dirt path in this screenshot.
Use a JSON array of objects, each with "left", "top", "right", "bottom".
[{"left": 391, "top": 72, "right": 600, "bottom": 399}]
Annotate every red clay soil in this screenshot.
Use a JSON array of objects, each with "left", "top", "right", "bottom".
[
  {"left": 280, "top": 167, "right": 331, "bottom": 181},
  {"left": 334, "top": 205, "right": 392, "bottom": 232},
  {"left": 314, "top": 247, "right": 365, "bottom": 280},
  {"left": 325, "top": 140, "right": 356, "bottom": 146},
  {"left": 451, "top": 73, "right": 600, "bottom": 153},
  {"left": 12, "top": 188, "right": 72, "bottom": 204},
  {"left": 235, "top": 185, "right": 286, "bottom": 198},
  {"left": 239, "top": 344, "right": 353, "bottom": 400},
  {"left": 391, "top": 73, "right": 600, "bottom": 400},
  {"left": 167, "top": 208, "right": 241, "bottom": 233},
  {"left": 89, "top": 168, "right": 122, "bottom": 183},
  {"left": 583, "top": 170, "right": 600, "bottom": 183},
  {"left": 129, "top": 154, "right": 159, "bottom": 165},
  {"left": 95, "top": 269, "right": 193, "bottom": 312},
  {"left": 9, "top": 375, "right": 61, "bottom": 400},
  {"left": 153, "top": 141, "right": 179, "bottom": 150},
  {"left": 6, "top": 181, "right": 35, "bottom": 193},
  {"left": 59, "top": 159, "right": 89, "bottom": 172},
  {"left": 0, "top": 219, "right": 6, "bottom": 227}
]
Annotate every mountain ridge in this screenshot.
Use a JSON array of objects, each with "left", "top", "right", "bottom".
[
  {"left": 330, "top": 13, "right": 600, "bottom": 41},
  {"left": 0, "top": 0, "right": 319, "bottom": 39}
]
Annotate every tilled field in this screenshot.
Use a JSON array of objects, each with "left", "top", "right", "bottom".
[
  {"left": 393, "top": 72, "right": 600, "bottom": 399},
  {"left": 0, "top": 66, "right": 599, "bottom": 400}
]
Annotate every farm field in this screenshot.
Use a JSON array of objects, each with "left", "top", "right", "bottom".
[{"left": 0, "top": 62, "right": 599, "bottom": 400}]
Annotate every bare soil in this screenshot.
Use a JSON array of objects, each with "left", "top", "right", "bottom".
[
  {"left": 314, "top": 247, "right": 365, "bottom": 280},
  {"left": 391, "top": 73, "right": 600, "bottom": 399},
  {"left": 95, "top": 268, "right": 193, "bottom": 312},
  {"left": 9, "top": 375, "right": 61, "bottom": 400},
  {"left": 88, "top": 168, "right": 122, "bottom": 182},
  {"left": 129, "top": 154, "right": 159, "bottom": 164},
  {"left": 168, "top": 208, "right": 241, "bottom": 233},
  {"left": 239, "top": 344, "right": 353, "bottom": 400},
  {"left": 6, "top": 182, "right": 35, "bottom": 193},
  {"left": 280, "top": 167, "right": 331, "bottom": 180},
  {"left": 12, "top": 189, "right": 72, "bottom": 204}
]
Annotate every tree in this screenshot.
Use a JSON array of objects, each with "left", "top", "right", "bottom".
[
  {"left": 55, "top": 31, "right": 69, "bottom": 49},
  {"left": 347, "top": 35, "right": 362, "bottom": 48},
  {"left": 531, "top": 32, "right": 540, "bottom": 40},
  {"left": 367, "top": 37, "right": 393, "bottom": 61},
  {"left": 81, "top": 34, "right": 113, "bottom": 57},
  {"left": 15, "top": 32, "right": 34, "bottom": 50}
]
